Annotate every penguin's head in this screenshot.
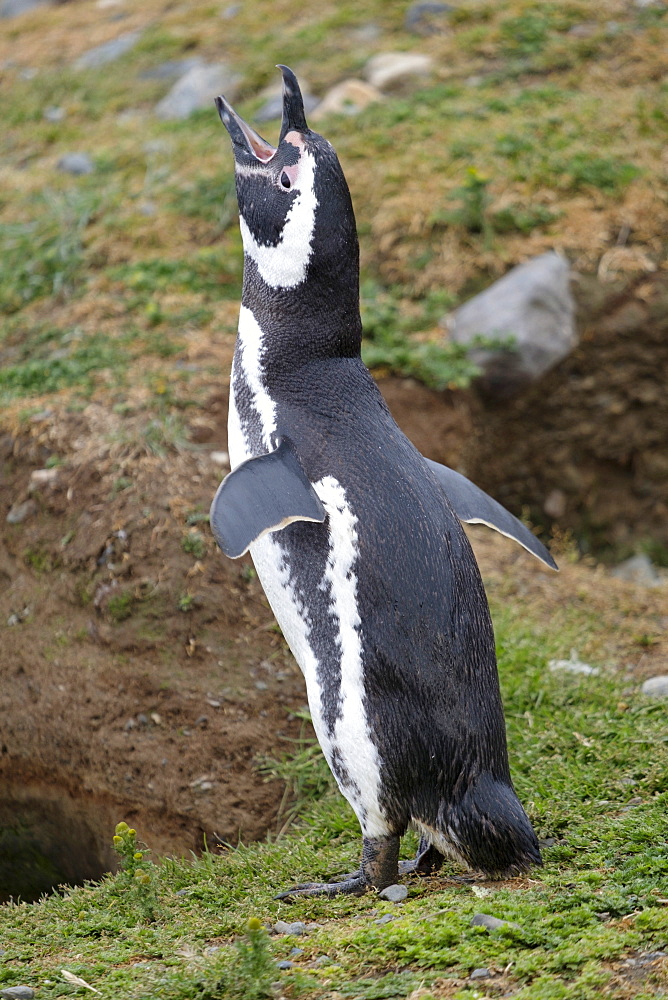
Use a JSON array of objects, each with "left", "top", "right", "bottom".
[{"left": 216, "top": 66, "right": 358, "bottom": 293}]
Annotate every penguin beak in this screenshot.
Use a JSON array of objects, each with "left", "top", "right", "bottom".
[
  {"left": 214, "top": 95, "right": 276, "bottom": 163},
  {"left": 277, "top": 64, "right": 309, "bottom": 142},
  {"left": 215, "top": 65, "right": 309, "bottom": 161}
]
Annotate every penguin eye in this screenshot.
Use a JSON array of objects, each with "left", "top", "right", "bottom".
[{"left": 280, "top": 170, "right": 292, "bottom": 190}]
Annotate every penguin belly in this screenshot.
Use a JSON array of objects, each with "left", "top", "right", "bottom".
[
  {"left": 227, "top": 351, "right": 389, "bottom": 839},
  {"left": 248, "top": 487, "right": 390, "bottom": 843}
]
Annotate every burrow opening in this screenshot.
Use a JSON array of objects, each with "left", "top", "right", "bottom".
[{"left": 0, "top": 781, "right": 119, "bottom": 903}]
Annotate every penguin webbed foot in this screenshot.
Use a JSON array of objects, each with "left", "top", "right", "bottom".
[
  {"left": 398, "top": 837, "right": 445, "bottom": 877},
  {"left": 275, "top": 870, "right": 367, "bottom": 900},
  {"left": 275, "top": 834, "right": 401, "bottom": 900}
]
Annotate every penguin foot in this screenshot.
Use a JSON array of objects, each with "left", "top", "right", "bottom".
[
  {"left": 398, "top": 837, "right": 445, "bottom": 878},
  {"left": 275, "top": 872, "right": 367, "bottom": 899},
  {"left": 276, "top": 834, "right": 402, "bottom": 900}
]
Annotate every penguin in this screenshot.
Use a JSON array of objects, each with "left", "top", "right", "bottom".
[{"left": 210, "top": 66, "right": 557, "bottom": 897}]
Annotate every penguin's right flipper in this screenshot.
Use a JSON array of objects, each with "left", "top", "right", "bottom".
[
  {"left": 425, "top": 458, "right": 558, "bottom": 571},
  {"left": 210, "top": 437, "right": 325, "bottom": 559}
]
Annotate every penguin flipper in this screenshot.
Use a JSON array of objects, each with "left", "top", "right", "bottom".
[
  {"left": 424, "top": 458, "right": 558, "bottom": 571},
  {"left": 210, "top": 437, "right": 325, "bottom": 559}
]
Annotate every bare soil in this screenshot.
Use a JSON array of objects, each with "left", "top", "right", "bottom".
[{"left": 0, "top": 271, "right": 666, "bottom": 885}]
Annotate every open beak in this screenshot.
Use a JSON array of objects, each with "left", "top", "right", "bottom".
[
  {"left": 215, "top": 65, "right": 309, "bottom": 161},
  {"left": 214, "top": 95, "right": 276, "bottom": 162}
]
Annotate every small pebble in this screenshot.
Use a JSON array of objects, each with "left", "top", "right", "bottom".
[
  {"left": 6, "top": 499, "right": 36, "bottom": 524},
  {"left": 405, "top": 1, "right": 453, "bottom": 35},
  {"left": 74, "top": 29, "right": 142, "bottom": 70},
  {"left": 7, "top": 607, "right": 30, "bottom": 627},
  {"left": 548, "top": 650, "right": 599, "bottom": 676},
  {"left": 288, "top": 947, "right": 304, "bottom": 957},
  {"left": 276, "top": 960, "right": 293, "bottom": 970},
  {"left": 470, "top": 967, "right": 491, "bottom": 980},
  {"left": 641, "top": 675, "right": 668, "bottom": 698},
  {"left": 378, "top": 883, "right": 407, "bottom": 902},
  {"left": 57, "top": 152, "right": 94, "bottom": 175},
  {"left": 0, "top": 988, "right": 36, "bottom": 1000},
  {"left": 44, "top": 105, "right": 65, "bottom": 122},
  {"left": 471, "top": 913, "right": 517, "bottom": 932},
  {"left": 374, "top": 913, "right": 395, "bottom": 925},
  {"left": 313, "top": 955, "right": 333, "bottom": 967},
  {"left": 273, "top": 920, "right": 307, "bottom": 936}
]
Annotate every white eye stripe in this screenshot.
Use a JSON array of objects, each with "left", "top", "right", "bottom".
[
  {"left": 234, "top": 162, "right": 275, "bottom": 180},
  {"left": 239, "top": 148, "right": 317, "bottom": 289}
]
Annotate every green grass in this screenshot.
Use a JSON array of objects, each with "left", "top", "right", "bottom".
[
  {"left": 0, "top": 1, "right": 667, "bottom": 992},
  {"left": 0, "top": 190, "right": 97, "bottom": 313},
  {"left": 1, "top": 598, "right": 666, "bottom": 998},
  {"left": 1, "top": 1, "right": 664, "bottom": 405}
]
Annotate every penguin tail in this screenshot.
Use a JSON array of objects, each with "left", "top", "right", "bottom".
[{"left": 418, "top": 774, "right": 542, "bottom": 879}]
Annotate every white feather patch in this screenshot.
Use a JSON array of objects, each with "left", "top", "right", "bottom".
[
  {"left": 227, "top": 305, "right": 277, "bottom": 468},
  {"left": 238, "top": 149, "right": 317, "bottom": 289},
  {"left": 313, "top": 476, "right": 387, "bottom": 838},
  {"left": 227, "top": 307, "right": 387, "bottom": 837}
]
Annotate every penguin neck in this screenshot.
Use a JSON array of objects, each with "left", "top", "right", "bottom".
[{"left": 237, "top": 165, "right": 364, "bottom": 369}]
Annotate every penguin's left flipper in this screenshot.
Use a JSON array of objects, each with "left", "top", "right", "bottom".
[
  {"left": 425, "top": 458, "right": 558, "bottom": 571},
  {"left": 210, "top": 437, "right": 325, "bottom": 559}
]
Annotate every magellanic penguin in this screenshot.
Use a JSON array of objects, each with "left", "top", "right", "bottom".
[{"left": 210, "top": 66, "right": 557, "bottom": 896}]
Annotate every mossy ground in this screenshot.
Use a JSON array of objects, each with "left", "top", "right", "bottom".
[
  {"left": 1, "top": 0, "right": 666, "bottom": 415},
  {"left": 1, "top": 1, "right": 667, "bottom": 997},
  {"left": 1, "top": 568, "right": 666, "bottom": 999}
]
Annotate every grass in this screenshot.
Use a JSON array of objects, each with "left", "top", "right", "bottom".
[
  {"left": 1, "top": 593, "right": 666, "bottom": 998},
  {"left": 0, "top": 1, "right": 667, "bottom": 996},
  {"left": 0, "top": 189, "right": 97, "bottom": 313},
  {"left": 0, "top": 0, "right": 665, "bottom": 415}
]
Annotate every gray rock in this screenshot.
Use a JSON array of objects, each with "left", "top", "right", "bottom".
[
  {"left": 349, "top": 22, "right": 381, "bottom": 43},
  {"left": 0, "top": 0, "right": 47, "bottom": 18},
  {"left": 288, "top": 947, "right": 304, "bottom": 957},
  {"left": 365, "top": 52, "right": 433, "bottom": 92},
  {"left": 139, "top": 57, "right": 201, "bottom": 81},
  {"left": 375, "top": 912, "right": 396, "bottom": 925},
  {"left": 6, "top": 499, "right": 36, "bottom": 524},
  {"left": 447, "top": 252, "right": 577, "bottom": 398},
  {"left": 0, "top": 988, "right": 36, "bottom": 1000},
  {"left": 44, "top": 105, "right": 65, "bottom": 122},
  {"left": 378, "top": 883, "right": 407, "bottom": 902},
  {"left": 57, "top": 152, "right": 94, "bottom": 176},
  {"left": 313, "top": 955, "right": 333, "bottom": 966},
  {"left": 276, "top": 960, "right": 293, "bottom": 970},
  {"left": 74, "top": 30, "right": 142, "bottom": 71},
  {"left": 470, "top": 967, "right": 492, "bottom": 980},
  {"left": 273, "top": 920, "right": 307, "bottom": 936},
  {"left": 7, "top": 607, "right": 30, "bottom": 627},
  {"left": 471, "top": 913, "right": 517, "bottom": 932},
  {"left": 612, "top": 554, "right": 664, "bottom": 587},
  {"left": 548, "top": 650, "right": 599, "bottom": 676},
  {"left": 405, "top": 2, "right": 453, "bottom": 35},
  {"left": 543, "top": 488, "right": 566, "bottom": 519},
  {"left": 155, "top": 62, "right": 240, "bottom": 120},
  {"left": 311, "top": 80, "right": 382, "bottom": 121},
  {"left": 641, "top": 676, "right": 668, "bottom": 698}
]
